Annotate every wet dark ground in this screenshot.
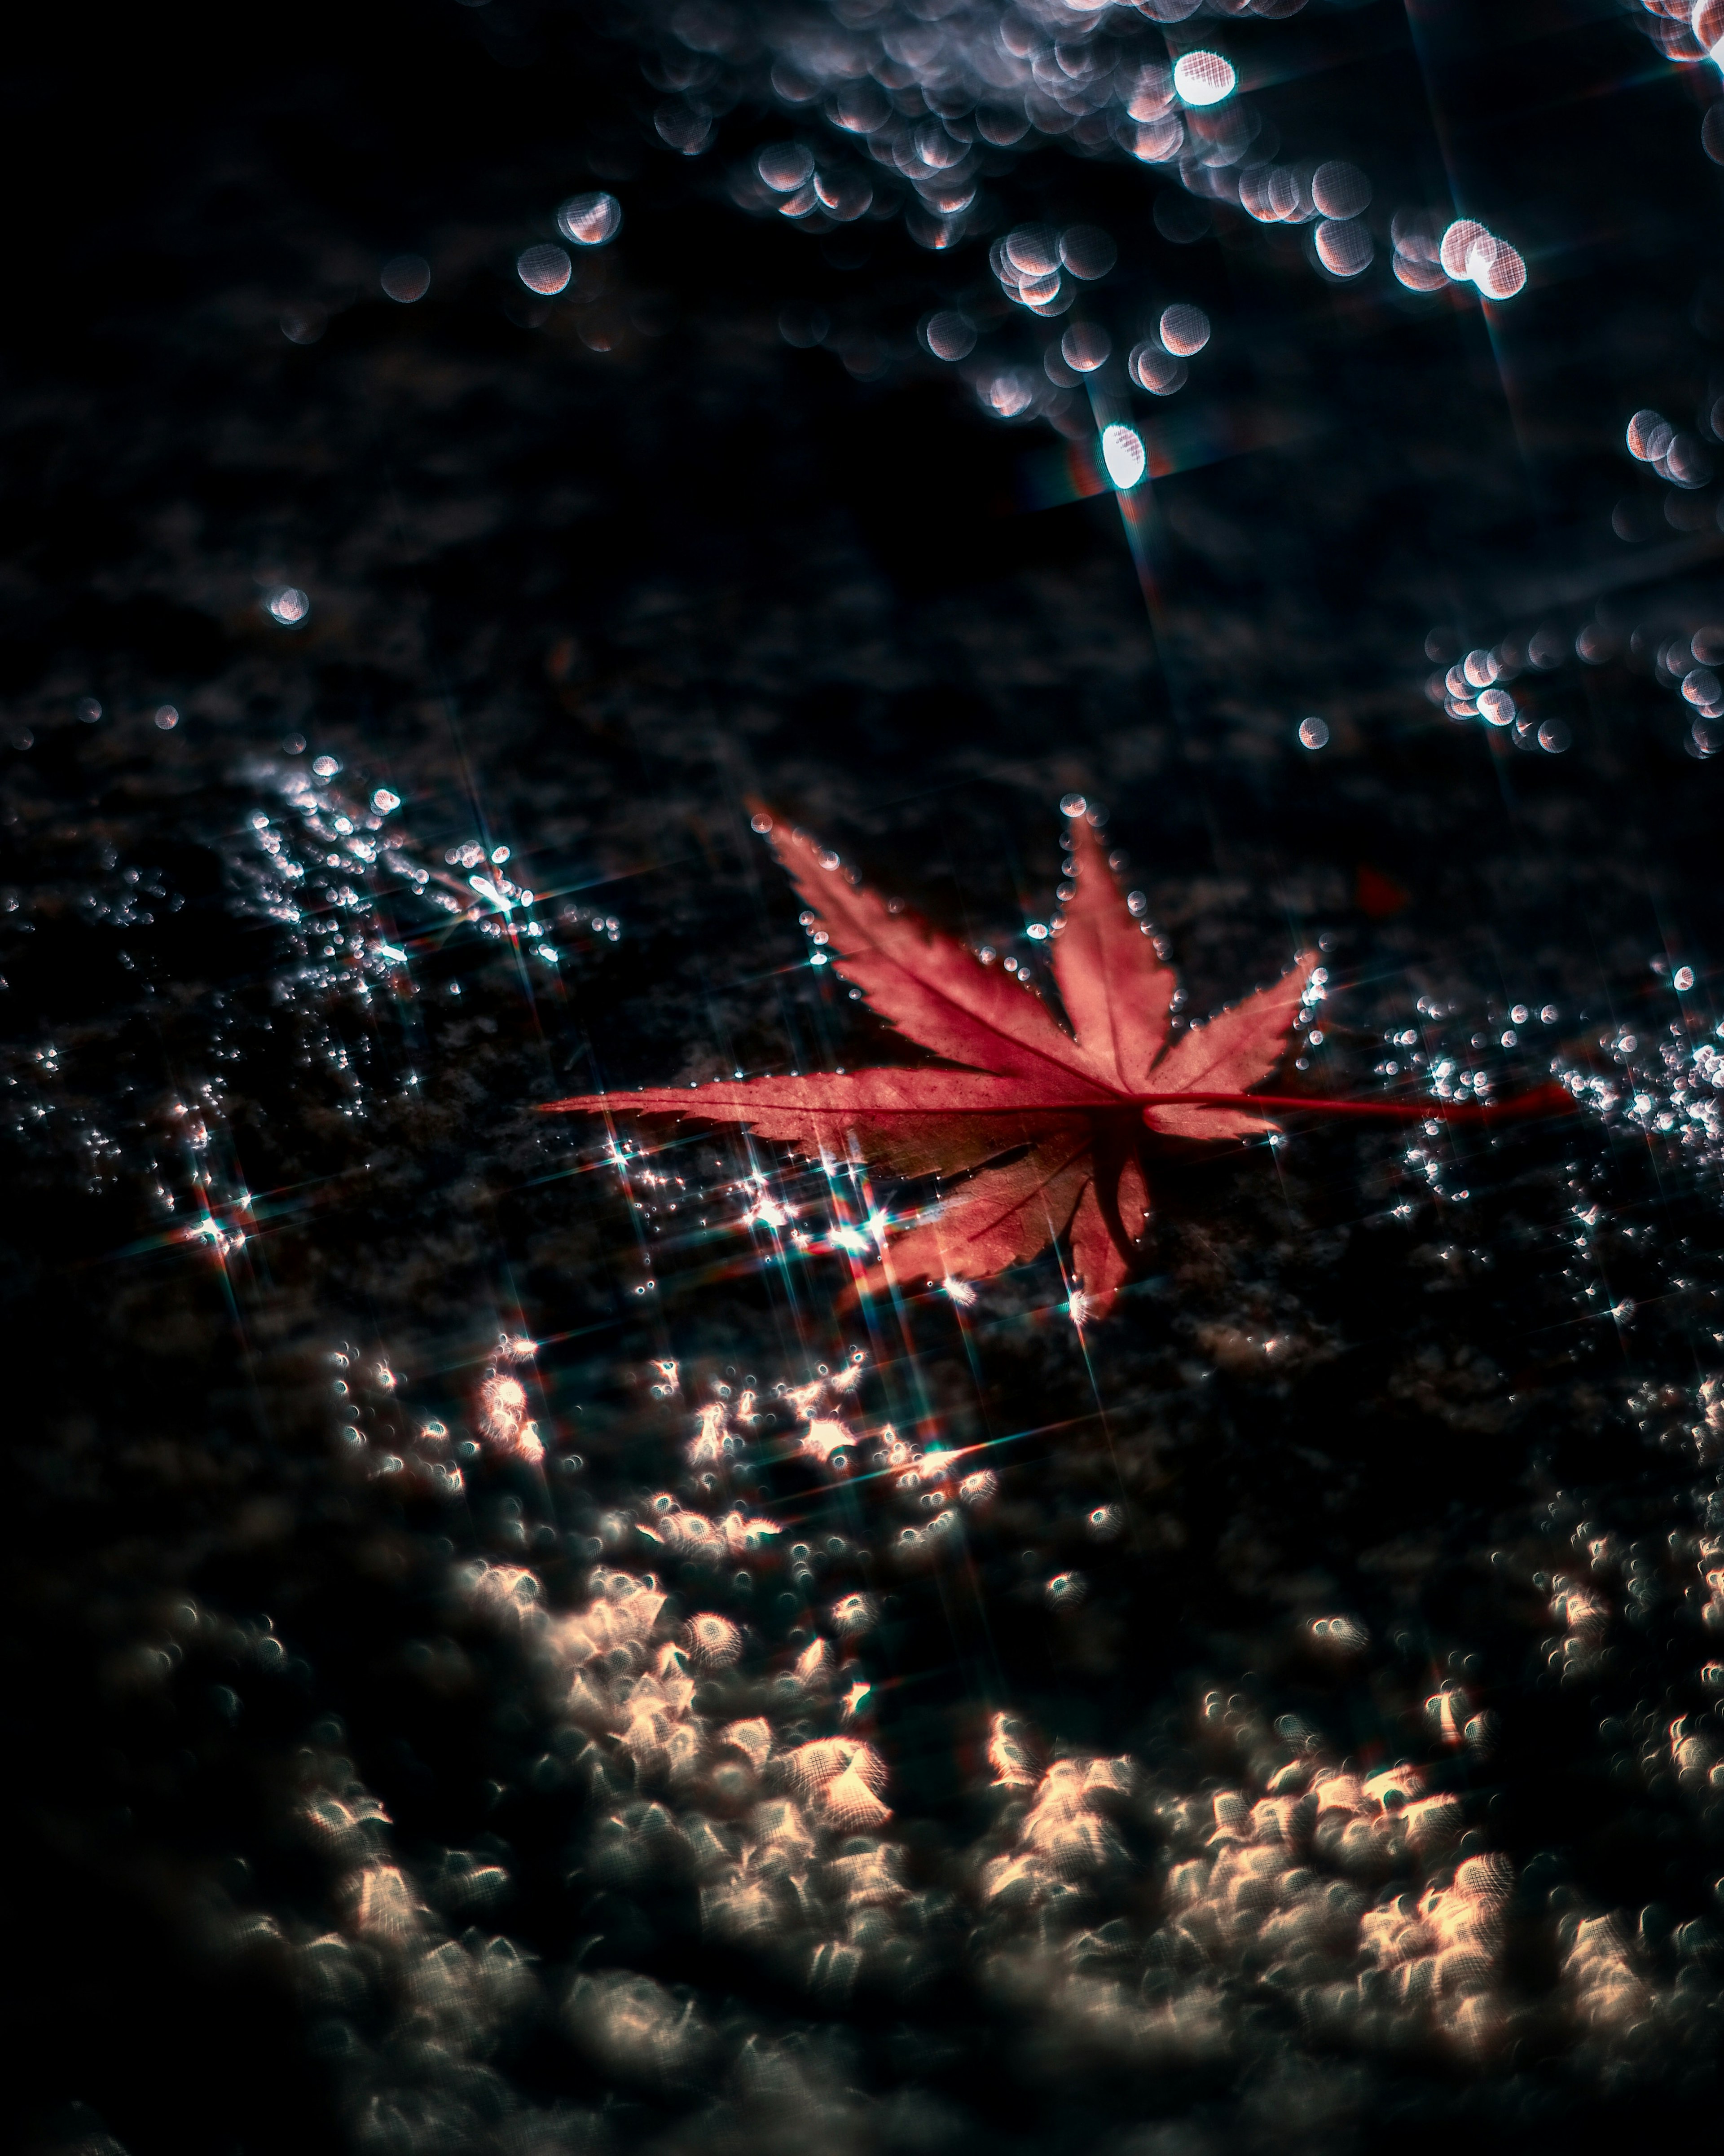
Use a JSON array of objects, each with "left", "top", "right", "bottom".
[{"left": 7, "top": 4, "right": 1724, "bottom": 2153}]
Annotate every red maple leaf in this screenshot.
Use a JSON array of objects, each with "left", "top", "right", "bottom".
[{"left": 545, "top": 804, "right": 1571, "bottom": 1320}]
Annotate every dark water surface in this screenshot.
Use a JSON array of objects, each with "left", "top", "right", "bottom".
[{"left": 7, "top": 4, "right": 1724, "bottom": 2152}]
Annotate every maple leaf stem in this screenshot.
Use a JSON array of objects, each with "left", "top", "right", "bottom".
[{"left": 1138, "top": 1085, "right": 1575, "bottom": 1125}]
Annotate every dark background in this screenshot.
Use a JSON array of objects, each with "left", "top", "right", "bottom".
[{"left": 5, "top": 3, "right": 1724, "bottom": 2152}]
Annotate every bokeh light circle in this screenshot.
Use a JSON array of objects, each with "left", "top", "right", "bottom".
[
  {"left": 1004, "top": 225, "right": 1060, "bottom": 278},
  {"left": 757, "top": 144, "right": 815, "bottom": 192},
  {"left": 1315, "top": 219, "right": 1373, "bottom": 278},
  {"left": 1059, "top": 226, "right": 1117, "bottom": 281},
  {"left": 1467, "top": 234, "right": 1527, "bottom": 300},
  {"left": 280, "top": 305, "right": 326, "bottom": 345},
  {"left": 1311, "top": 162, "right": 1371, "bottom": 220},
  {"left": 1439, "top": 220, "right": 1488, "bottom": 281},
  {"left": 1101, "top": 424, "right": 1146, "bottom": 490},
  {"left": 1172, "top": 52, "right": 1235, "bottom": 106},
  {"left": 920, "top": 311, "right": 976, "bottom": 361},
  {"left": 1627, "top": 410, "right": 1670, "bottom": 460},
  {"left": 556, "top": 192, "right": 622, "bottom": 246},
  {"left": 1478, "top": 688, "right": 1517, "bottom": 727},
  {"left": 380, "top": 255, "right": 431, "bottom": 304},
  {"left": 1062, "top": 322, "right": 1111, "bottom": 372},
  {"left": 1158, "top": 304, "right": 1210, "bottom": 357},
  {"left": 1130, "top": 341, "right": 1187, "bottom": 395},
  {"left": 517, "top": 245, "right": 572, "bottom": 296}
]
